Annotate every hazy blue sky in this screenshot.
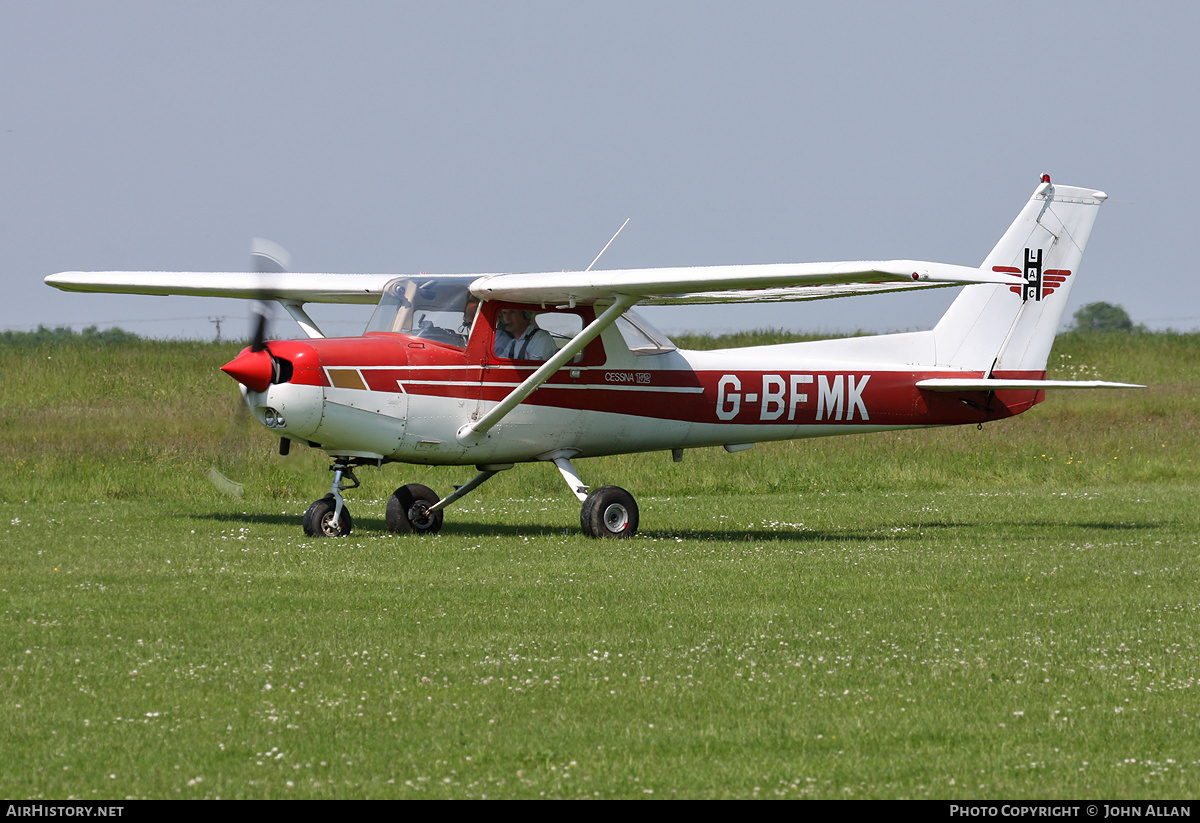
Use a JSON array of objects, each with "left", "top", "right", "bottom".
[{"left": 3, "top": 1, "right": 1196, "bottom": 340}]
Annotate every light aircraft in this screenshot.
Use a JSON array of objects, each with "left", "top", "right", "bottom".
[{"left": 46, "top": 176, "right": 1140, "bottom": 538}]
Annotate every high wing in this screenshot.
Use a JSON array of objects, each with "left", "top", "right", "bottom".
[
  {"left": 46, "top": 259, "right": 1011, "bottom": 307},
  {"left": 469, "top": 260, "right": 1014, "bottom": 305},
  {"left": 43, "top": 271, "right": 400, "bottom": 304}
]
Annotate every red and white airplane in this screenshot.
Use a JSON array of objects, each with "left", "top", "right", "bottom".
[{"left": 46, "top": 177, "right": 1139, "bottom": 538}]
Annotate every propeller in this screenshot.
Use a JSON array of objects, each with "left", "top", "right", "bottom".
[
  {"left": 208, "top": 239, "right": 293, "bottom": 497},
  {"left": 250, "top": 237, "right": 289, "bottom": 350},
  {"left": 219, "top": 239, "right": 290, "bottom": 392}
]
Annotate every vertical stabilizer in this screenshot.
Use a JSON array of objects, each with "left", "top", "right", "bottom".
[{"left": 933, "top": 179, "right": 1107, "bottom": 374}]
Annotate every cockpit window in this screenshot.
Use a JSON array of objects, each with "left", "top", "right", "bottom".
[
  {"left": 615, "top": 311, "right": 677, "bottom": 355},
  {"left": 365, "top": 275, "right": 479, "bottom": 348},
  {"left": 493, "top": 309, "right": 585, "bottom": 363}
]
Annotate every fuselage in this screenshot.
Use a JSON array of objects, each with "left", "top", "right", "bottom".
[{"left": 238, "top": 299, "right": 1044, "bottom": 466}]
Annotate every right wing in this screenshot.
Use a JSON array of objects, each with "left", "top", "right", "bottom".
[{"left": 469, "top": 260, "right": 1015, "bottom": 306}]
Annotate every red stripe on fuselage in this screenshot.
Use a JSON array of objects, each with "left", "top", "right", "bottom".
[
  {"left": 353, "top": 364, "right": 1045, "bottom": 426},
  {"left": 292, "top": 336, "right": 1045, "bottom": 426}
]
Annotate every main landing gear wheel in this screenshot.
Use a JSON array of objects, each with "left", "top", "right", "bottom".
[
  {"left": 386, "top": 484, "right": 443, "bottom": 535},
  {"left": 581, "top": 486, "right": 638, "bottom": 539},
  {"left": 303, "top": 494, "right": 353, "bottom": 538}
]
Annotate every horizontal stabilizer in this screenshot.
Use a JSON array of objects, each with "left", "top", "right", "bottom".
[{"left": 916, "top": 378, "right": 1145, "bottom": 391}]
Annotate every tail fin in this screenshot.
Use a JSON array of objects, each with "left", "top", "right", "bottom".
[{"left": 933, "top": 179, "right": 1107, "bottom": 374}]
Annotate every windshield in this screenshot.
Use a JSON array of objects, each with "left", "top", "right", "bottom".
[{"left": 364, "top": 275, "right": 480, "bottom": 348}]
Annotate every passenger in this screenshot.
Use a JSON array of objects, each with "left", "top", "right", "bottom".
[
  {"left": 461, "top": 297, "right": 480, "bottom": 333},
  {"left": 494, "top": 308, "right": 557, "bottom": 361}
]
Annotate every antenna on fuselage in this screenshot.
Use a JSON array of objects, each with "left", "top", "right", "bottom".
[{"left": 585, "top": 218, "right": 631, "bottom": 272}]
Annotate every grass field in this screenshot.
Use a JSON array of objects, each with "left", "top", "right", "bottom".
[{"left": 2, "top": 332, "right": 1198, "bottom": 799}]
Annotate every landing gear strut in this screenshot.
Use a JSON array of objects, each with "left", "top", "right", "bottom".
[
  {"left": 552, "top": 455, "right": 638, "bottom": 538},
  {"left": 302, "top": 458, "right": 365, "bottom": 538},
  {"left": 385, "top": 464, "right": 511, "bottom": 537},
  {"left": 301, "top": 456, "right": 638, "bottom": 538}
]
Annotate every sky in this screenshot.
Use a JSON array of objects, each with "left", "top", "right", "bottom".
[{"left": 3, "top": 1, "right": 1197, "bottom": 341}]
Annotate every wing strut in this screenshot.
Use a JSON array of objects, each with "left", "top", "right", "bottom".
[
  {"left": 456, "top": 294, "right": 640, "bottom": 445},
  {"left": 279, "top": 301, "right": 326, "bottom": 339}
]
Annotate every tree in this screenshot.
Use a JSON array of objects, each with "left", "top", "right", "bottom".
[{"left": 1072, "top": 302, "right": 1134, "bottom": 332}]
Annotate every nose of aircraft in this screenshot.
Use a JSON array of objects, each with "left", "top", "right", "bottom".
[{"left": 221, "top": 348, "right": 275, "bottom": 392}]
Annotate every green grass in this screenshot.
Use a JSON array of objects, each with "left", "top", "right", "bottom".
[{"left": 2, "top": 333, "right": 1199, "bottom": 798}]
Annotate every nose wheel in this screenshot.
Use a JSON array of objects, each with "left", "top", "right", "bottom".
[
  {"left": 303, "top": 494, "right": 353, "bottom": 537},
  {"left": 302, "top": 459, "right": 363, "bottom": 538}
]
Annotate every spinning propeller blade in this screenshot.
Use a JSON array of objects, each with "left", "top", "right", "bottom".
[
  {"left": 208, "top": 239, "right": 294, "bottom": 495},
  {"left": 248, "top": 237, "right": 288, "bottom": 352}
]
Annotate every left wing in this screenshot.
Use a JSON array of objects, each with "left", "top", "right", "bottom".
[
  {"left": 44, "top": 271, "right": 399, "bottom": 304},
  {"left": 469, "top": 260, "right": 1014, "bottom": 305}
]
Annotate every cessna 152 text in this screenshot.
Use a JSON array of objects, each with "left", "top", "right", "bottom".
[{"left": 46, "top": 177, "right": 1139, "bottom": 538}]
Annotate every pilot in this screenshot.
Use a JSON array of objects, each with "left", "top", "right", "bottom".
[{"left": 494, "top": 308, "right": 557, "bottom": 361}]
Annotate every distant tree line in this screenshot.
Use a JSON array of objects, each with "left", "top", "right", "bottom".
[
  {"left": 0, "top": 303, "right": 1153, "bottom": 346},
  {"left": 0, "top": 325, "right": 142, "bottom": 345}
]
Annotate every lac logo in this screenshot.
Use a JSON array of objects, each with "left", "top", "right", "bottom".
[{"left": 993, "top": 248, "right": 1072, "bottom": 302}]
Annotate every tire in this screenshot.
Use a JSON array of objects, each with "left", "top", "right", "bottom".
[
  {"left": 303, "top": 495, "right": 353, "bottom": 537},
  {"left": 580, "top": 486, "right": 638, "bottom": 538},
  {"left": 386, "top": 484, "right": 443, "bottom": 535}
]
